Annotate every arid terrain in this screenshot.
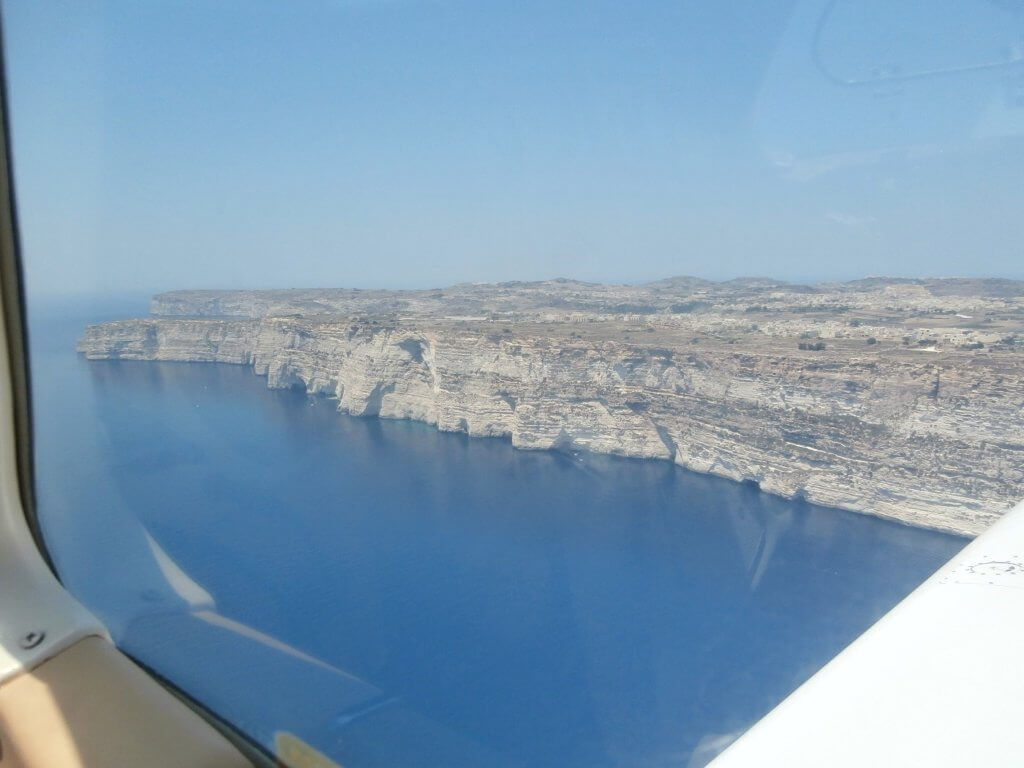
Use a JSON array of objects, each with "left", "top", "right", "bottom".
[{"left": 79, "top": 277, "right": 1024, "bottom": 536}]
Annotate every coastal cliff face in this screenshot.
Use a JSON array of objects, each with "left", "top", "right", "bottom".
[{"left": 78, "top": 279, "right": 1024, "bottom": 536}]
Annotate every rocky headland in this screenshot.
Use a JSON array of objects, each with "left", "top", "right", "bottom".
[{"left": 78, "top": 277, "right": 1024, "bottom": 537}]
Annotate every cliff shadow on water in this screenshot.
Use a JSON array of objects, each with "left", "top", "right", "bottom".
[
  {"left": 80, "top": 354, "right": 970, "bottom": 536},
  {"left": 81, "top": 356, "right": 967, "bottom": 590}
]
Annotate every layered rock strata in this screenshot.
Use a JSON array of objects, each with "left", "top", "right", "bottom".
[{"left": 78, "top": 279, "right": 1024, "bottom": 536}]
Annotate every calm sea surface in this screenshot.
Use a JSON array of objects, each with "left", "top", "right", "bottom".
[{"left": 28, "top": 302, "right": 966, "bottom": 767}]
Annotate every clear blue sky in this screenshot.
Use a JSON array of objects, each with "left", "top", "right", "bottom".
[{"left": 4, "top": 0, "right": 1024, "bottom": 297}]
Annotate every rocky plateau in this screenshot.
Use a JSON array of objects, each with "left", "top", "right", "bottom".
[{"left": 78, "top": 276, "right": 1024, "bottom": 537}]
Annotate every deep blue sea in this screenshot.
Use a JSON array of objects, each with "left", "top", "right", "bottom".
[{"left": 28, "top": 301, "right": 966, "bottom": 768}]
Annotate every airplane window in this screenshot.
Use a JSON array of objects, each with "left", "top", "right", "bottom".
[{"left": 4, "top": 1, "right": 1022, "bottom": 766}]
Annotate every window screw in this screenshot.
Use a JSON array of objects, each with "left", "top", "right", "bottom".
[{"left": 19, "top": 630, "right": 45, "bottom": 650}]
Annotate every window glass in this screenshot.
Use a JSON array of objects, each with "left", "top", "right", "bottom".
[{"left": 6, "top": 1, "right": 1022, "bottom": 766}]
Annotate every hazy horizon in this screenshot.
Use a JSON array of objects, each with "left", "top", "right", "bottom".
[
  {"left": 26, "top": 270, "right": 1024, "bottom": 305},
  {"left": 5, "top": 0, "right": 1023, "bottom": 298}
]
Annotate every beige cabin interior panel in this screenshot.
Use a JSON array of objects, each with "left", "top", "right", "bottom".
[{"left": 0, "top": 636, "right": 252, "bottom": 768}]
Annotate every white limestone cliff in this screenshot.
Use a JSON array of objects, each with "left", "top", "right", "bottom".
[{"left": 78, "top": 305, "right": 1024, "bottom": 537}]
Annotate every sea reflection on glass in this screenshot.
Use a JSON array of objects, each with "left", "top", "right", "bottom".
[{"left": 29, "top": 306, "right": 964, "bottom": 767}]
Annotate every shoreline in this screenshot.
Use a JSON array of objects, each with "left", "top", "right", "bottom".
[
  {"left": 76, "top": 277, "right": 1024, "bottom": 539},
  {"left": 84, "top": 354, "right": 978, "bottom": 540}
]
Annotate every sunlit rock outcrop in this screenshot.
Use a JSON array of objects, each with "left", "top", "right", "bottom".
[{"left": 78, "top": 277, "right": 1024, "bottom": 536}]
